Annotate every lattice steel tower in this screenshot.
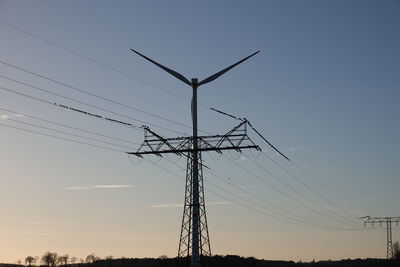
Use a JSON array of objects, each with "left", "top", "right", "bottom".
[
  {"left": 129, "top": 50, "right": 264, "bottom": 267},
  {"left": 178, "top": 148, "right": 211, "bottom": 257},
  {"left": 361, "top": 216, "right": 400, "bottom": 259}
]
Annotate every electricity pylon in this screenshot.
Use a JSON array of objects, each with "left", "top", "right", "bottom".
[
  {"left": 360, "top": 216, "right": 400, "bottom": 259},
  {"left": 129, "top": 50, "right": 274, "bottom": 267},
  {"left": 130, "top": 121, "right": 259, "bottom": 261}
]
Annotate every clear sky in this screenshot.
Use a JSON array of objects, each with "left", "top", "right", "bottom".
[{"left": 0, "top": 0, "right": 399, "bottom": 263}]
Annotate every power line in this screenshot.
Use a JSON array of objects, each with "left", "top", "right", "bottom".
[
  {"left": 247, "top": 156, "right": 359, "bottom": 226},
  {"left": 4, "top": 116, "right": 137, "bottom": 150},
  {"left": 0, "top": 19, "right": 192, "bottom": 103},
  {"left": 203, "top": 168, "right": 346, "bottom": 229},
  {"left": 0, "top": 82, "right": 143, "bottom": 134},
  {"left": 0, "top": 115, "right": 363, "bottom": 233},
  {"left": 3, "top": 76, "right": 355, "bottom": 225},
  {"left": 2, "top": 113, "right": 311, "bottom": 229},
  {"left": 152, "top": 157, "right": 361, "bottom": 231},
  {"left": 0, "top": 101, "right": 366, "bottom": 231},
  {"left": 167, "top": 159, "right": 327, "bottom": 229},
  {"left": 145, "top": 158, "right": 321, "bottom": 229},
  {"left": 0, "top": 106, "right": 140, "bottom": 146},
  {"left": 224, "top": 155, "right": 359, "bottom": 228},
  {"left": 261, "top": 151, "right": 359, "bottom": 222},
  {"left": 0, "top": 98, "right": 360, "bottom": 233},
  {"left": 0, "top": 59, "right": 198, "bottom": 133},
  {"left": 183, "top": 157, "right": 354, "bottom": 229},
  {"left": 204, "top": 163, "right": 351, "bottom": 229},
  {"left": 290, "top": 159, "right": 379, "bottom": 217},
  {"left": 0, "top": 83, "right": 141, "bottom": 131},
  {"left": 0, "top": 79, "right": 183, "bottom": 134},
  {"left": 0, "top": 122, "right": 124, "bottom": 153},
  {"left": 165, "top": 157, "right": 356, "bottom": 230},
  {"left": 208, "top": 108, "right": 356, "bottom": 226},
  {"left": 209, "top": 107, "right": 359, "bottom": 225},
  {"left": 0, "top": 19, "right": 371, "bottom": 245},
  {"left": 210, "top": 107, "right": 289, "bottom": 160},
  {"left": 126, "top": 98, "right": 360, "bottom": 228},
  {"left": 0, "top": 80, "right": 344, "bottom": 226},
  {"left": 54, "top": 102, "right": 140, "bottom": 129}
]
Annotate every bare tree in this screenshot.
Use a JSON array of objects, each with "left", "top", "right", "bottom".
[
  {"left": 57, "top": 255, "right": 69, "bottom": 266},
  {"left": 25, "top": 256, "right": 35, "bottom": 266},
  {"left": 70, "top": 257, "right": 78, "bottom": 264},
  {"left": 41, "top": 252, "right": 58, "bottom": 267},
  {"left": 85, "top": 253, "right": 100, "bottom": 263},
  {"left": 56, "top": 258, "right": 63, "bottom": 266},
  {"left": 394, "top": 241, "right": 400, "bottom": 260}
]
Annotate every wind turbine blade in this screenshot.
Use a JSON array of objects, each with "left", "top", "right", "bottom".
[
  {"left": 131, "top": 49, "right": 191, "bottom": 86},
  {"left": 198, "top": 51, "right": 260, "bottom": 87}
]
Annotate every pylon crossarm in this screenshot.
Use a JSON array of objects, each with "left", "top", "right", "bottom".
[
  {"left": 215, "top": 120, "right": 246, "bottom": 147},
  {"left": 363, "top": 216, "right": 400, "bottom": 225},
  {"left": 145, "top": 126, "right": 178, "bottom": 153},
  {"left": 128, "top": 121, "right": 260, "bottom": 157},
  {"left": 129, "top": 145, "right": 259, "bottom": 156}
]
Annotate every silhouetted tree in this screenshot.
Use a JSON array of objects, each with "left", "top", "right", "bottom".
[
  {"left": 57, "top": 255, "right": 69, "bottom": 266},
  {"left": 394, "top": 241, "right": 400, "bottom": 260},
  {"left": 85, "top": 253, "right": 100, "bottom": 263},
  {"left": 41, "top": 252, "right": 58, "bottom": 267},
  {"left": 25, "top": 256, "right": 35, "bottom": 266},
  {"left": 70, "top": 257, "right": 78, "bottom": 264},
  {"left": 34, "top": 256, "right": 39, "bottom": 266}
]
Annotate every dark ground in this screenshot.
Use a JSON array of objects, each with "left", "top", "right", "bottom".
[{"left": 1, "top": 255, "right": 399, "bottom": 267}]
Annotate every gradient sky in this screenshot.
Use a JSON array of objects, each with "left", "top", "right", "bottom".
[{"left": 0, "top": 0, "right": 399, "bottom": 263}]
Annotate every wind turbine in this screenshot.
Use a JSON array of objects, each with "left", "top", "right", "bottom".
[{"left": 131, "top": 49, "right": 259, "bottom": 267}]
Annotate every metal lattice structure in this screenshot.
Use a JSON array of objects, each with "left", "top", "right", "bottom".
[
  {"left": 129, "top": 121, "right": 260, "bottom": 264},
  {"left": 131, "top": 120, "right": 259, "bottom": 158},
  {"left": 129, "top": 49, "right": 269, "bottom": 267},
  {"left": 129, "top": 120, "right": 260, "bottom": 259},
  {"left": 361, "top": 216, "right": 400, "bottom": 259},
  {"left": 178, "top": 149, "right": 211, "bottom": 257}
]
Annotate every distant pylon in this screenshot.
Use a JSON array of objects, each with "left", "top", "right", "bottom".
[{"left": 360, "top": 216, "right": 400, "bottom": 259}]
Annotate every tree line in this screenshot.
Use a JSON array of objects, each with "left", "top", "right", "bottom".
[
  {"left": 8, "top": 242, "right": 400, "bottom": 267},
  {"left": 22, "top": 252, "right": 110, "bottom": 267}
]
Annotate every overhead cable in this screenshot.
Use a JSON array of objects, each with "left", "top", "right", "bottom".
[
  {"left": 0, "top": 80, "right": 182, "bottom": 134},
  {"left": 4, "top": 117, "right": 137, "bottom": 150},
  {"left": 224, "top": 155, "right": 359, "bottom": 228},
  {"left": 0, "top": 19, "right": 191, "bottom": 103},
  {"left": 261, "top": 151, "right": 359, "bottom": 221},
  {"left": 0, "top": 59, "right": 198, "bottom": 133},
  {"left": 0, "top": 106, "right": 139, "bottom": 145},
  {"left": 0, "top": 122, "right": 124, "bottom": 153}
]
